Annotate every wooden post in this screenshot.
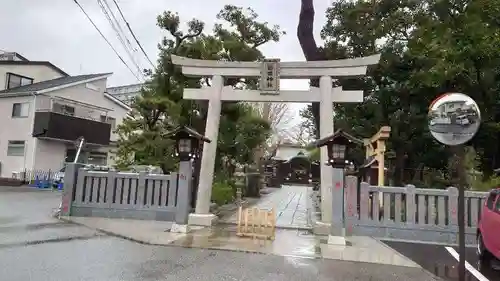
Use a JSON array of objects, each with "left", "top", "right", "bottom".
[
  {"left": 363, "top": 126, "right": 391, "bottom": 186},
  {"left": 236, "top": 206, "right": 276, "bottom": 240},
  {"left": 363, "top": 126, "right": 391, "bottom": 207}
]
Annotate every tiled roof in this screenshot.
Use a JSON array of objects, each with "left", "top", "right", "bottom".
[
  {"left": 0, "top": 60, "right": 68, "bottom": 76},
  {"left": 0, "top": 73, "right": 111, "bottom": 94}
]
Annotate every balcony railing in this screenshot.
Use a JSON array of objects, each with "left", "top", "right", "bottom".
[
  {"left": 32, "top": 95, "right": 113, "bottom": 145},
  {"left": 35, "top": 95, "right": 114, "bottom": 123}
]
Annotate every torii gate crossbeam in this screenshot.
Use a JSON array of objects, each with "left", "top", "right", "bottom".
[{"left": 171, "top": 54, "right": 381, "bottom": 227}]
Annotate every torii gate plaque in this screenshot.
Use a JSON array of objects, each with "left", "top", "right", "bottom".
[{"left": 171, "top": 54, "right": 381, "bottom": 227}]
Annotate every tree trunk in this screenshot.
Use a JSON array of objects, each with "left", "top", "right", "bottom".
[{"left": 298, "top": 0, "right": 323, "bottom": 137}]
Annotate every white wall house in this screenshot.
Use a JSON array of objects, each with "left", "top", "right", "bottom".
[
  {"left": 0, "top": 52, "right": 130, "bottom": 178},
  {"left": 271, "top": 142, "right": 309, "bottom": 161},
  {"left": 107, "top": 83, "right": 143, "bottom": 106}
]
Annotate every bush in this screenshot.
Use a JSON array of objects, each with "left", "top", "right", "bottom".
[
  {"left": 472, "top": 176, "right": 500, "bottom": 191},
  {"left": 211, "top": 180, "right": 234, "bottom": 206}
]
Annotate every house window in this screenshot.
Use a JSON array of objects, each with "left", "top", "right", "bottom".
[
  {"left": 6, "top": 73, "right": 33, "bottom": 89},
  {"left": 53, "top": 103, "right": 75, "bottom": 116},
  {"left": 12, "top": 102, "right": 30, "bottom": 118},
  {"left": 7, "top": 140, "right": 25, "bottom": 156},
  {"left": 100, "top": 115, "right": 116, "bottom": 129}
]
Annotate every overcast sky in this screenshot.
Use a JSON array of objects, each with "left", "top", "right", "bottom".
[{"left": 1, "top": 0, "right": 331, "bottom": 118}]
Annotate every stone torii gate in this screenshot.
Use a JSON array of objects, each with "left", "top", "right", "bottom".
[{"left": 171, "top": 54, "right": 381, "bottom": 227}]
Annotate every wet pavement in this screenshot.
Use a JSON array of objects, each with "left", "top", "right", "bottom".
[
  {"left": 64, "top": 216, "right": 422, "bottom": 267},
  {"left": 383, "top": 240, "right": 500, "bottom": 281},
  {"left": 0, "top": 185, "right": 442, "bottom": 280},
  {"left": 171, "top": 225, "right": 322, "bottom": 258},
  {"left": 0, "top": 236, "right": 441, "bottom": 281},
  {"left": 224, "top": 185, "right": 311, "bottom": 229},
  {"left": 0, "top": 187, "right": 101, "bottom": 247},
  {"left": 0, "top": 187, "right": 451, "bottom": 280}
]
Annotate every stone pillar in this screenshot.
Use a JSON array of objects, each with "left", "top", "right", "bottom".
[
  {"left": 319, "top": 76, "right": 334, "bottom": 223},
  {"left": 234, "top": 165, "right": 245, "bottom": 206},
  {"left": 447, "top": 186, "right": 459, "bottom": 244},
  {"left": 60, "top": 163, "right": 84, "bottom": 216},
  {"left": 328, "top": 167, "right": 347, "bottom": 245},
  {"left": 189, "top": 75, "right": 223, "bottom": 226},
  {"left": 171, "top": 160, "right": 193, "bottom": 233}
]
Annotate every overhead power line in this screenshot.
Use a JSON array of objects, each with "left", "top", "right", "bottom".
[
  {"left": 97, "top": 0, "right": 145, "bottom": 79},
  {"left": 72, "top": 0, "right": 142, "bottom": 82},
  {"left": 101, "top": 0, "right": 135, "bottom": 52},
  {"left": 111, "top": 0, "right": 155, "bottom": 68}
]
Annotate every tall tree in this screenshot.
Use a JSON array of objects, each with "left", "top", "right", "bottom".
[
  {"left": 299, "top": 0, "right": 450, "bottom": 185},
  {"left": 299, "top": 0, "right": 500, "bottom": 186},
  {"left": 297, "top": 0, "right": 326, "bottom": 136},
  {"left": 115, "top": 5, "right": 284, "bottom": 178},
  {"left": 409, "top": 0, "right": 500, "bottom": 179}
]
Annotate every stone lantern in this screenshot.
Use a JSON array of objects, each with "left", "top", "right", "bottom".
[
  {"left": 166, "top": 125, "right": 210, "bottom": 161},
  {"left": 164, "top": 125, "right": 211, "bottom": 233},
  {"left": 309, "top": 129, "right": 362, "bottom": 246}
]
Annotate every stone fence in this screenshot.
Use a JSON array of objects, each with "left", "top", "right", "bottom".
[
  {"left": 60, "top": 163, "right": 191, "bottom": 224},
  {"left": 344, "top": 176, "right": 488, "bottom": 244}
]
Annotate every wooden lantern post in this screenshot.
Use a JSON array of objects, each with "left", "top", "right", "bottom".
[{"left": 363, "top": 126, "right": 391, "bottom": 186}]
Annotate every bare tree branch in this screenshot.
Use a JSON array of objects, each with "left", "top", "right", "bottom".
[
  {"left": 249, "top": 102, "right": 295, "bottom": 151},
  {"left": 284, "top": 122, "right": 314, "bottom": 146}
]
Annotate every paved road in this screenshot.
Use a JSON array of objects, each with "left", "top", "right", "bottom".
[
  {"left": 0, "top": 186, "right": 442, "bottom": 280},
  {"left": 0, "top": 187, "right": 100, "bottom": 247},
  {"left": 224, "top": 185, "right": 312, "bottom": 229},
  {"left": 0, "top": 186, "right": 60, "bottom": 227},
  {"left": 383, "top": 241, "right": 500, "bottom": 281},
  {"left": 0, "top": 236, "right": 441, "bottom": 281},
  {"left": 429, "top": 123, "right": 479, "bottom": 134}
]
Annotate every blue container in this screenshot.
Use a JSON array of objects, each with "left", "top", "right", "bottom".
[
  {"left": 35, "top": 176, "right": 43, "bottom": 188},
  {"left": 41, "top": 177, "right": 50, "bottom": 189},
  {"left": 30, "top": 176, "right": 39, "bottom": 187}
]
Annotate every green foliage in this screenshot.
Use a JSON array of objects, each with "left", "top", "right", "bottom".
[
  {"left": 307, "top": 147, "right": 320, "bottom": 162},
  {"left": 299, "top": 105, "right": 318, "bottom": 138},
  {"left": 471, "top": 176, "right": 500, "bottom": 192},
  {"left": 217, "top": 103, "right": 271, "bottom": 175},
  {"left": 114, "top": 5, "right": 282, "bottom": 174},
  {"left": 211, "top": 180, "right": 234, "bottom": 206},
  {"left": 300, "top": 0, "right": 500, "bottom": 185}
]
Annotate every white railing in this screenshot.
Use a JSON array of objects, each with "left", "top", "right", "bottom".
[{"left": 36, "top": 94, "right": 113, "bottom": 123}]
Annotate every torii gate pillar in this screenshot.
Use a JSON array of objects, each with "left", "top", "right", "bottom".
[
  {"left": 171, "top": 54, "right": 381, "bottom": 227},
  {"left": 188, "top": 75, "right": 223, "bottom": 226},
  {"left": 319, "top": 76, "right": 334, "bottom": 223}
]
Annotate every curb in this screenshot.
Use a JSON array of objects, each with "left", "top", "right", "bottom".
[
  {"left": 378, "top": 237, "right": 476, "bottom": 248},
  {"left": 374, "top": 238, "right": 424, "bottom": 269},
  {"left": 0, "top": 234, "right": 103, "bottom": 249},
  {"left": 56, "top": 218, "right": 311, "bottom": 257},
  {"left": 58, "top": 217, "right": 170, "bottom": 246}
]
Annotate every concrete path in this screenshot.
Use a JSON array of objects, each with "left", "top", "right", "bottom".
[
  {"left": 224, "top": 185, "right": 312, "bottom": 229},
  {"left": 63, "top": 216, "right": 422, "bottom": 268}
]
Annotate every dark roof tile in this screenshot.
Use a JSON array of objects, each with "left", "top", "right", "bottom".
[
  {"left": 0, "top": 73, "right": 111, "bottom": 94},
  {"left": 0, "top": 60, "right": 68, "bottom": 76}
]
